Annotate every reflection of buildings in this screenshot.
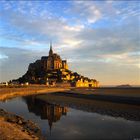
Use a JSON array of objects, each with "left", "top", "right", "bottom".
[
  {"left": 28, "top": 94, "right": 140, "bottom": 122},
  {"left": 24, "top": 96, "right": 68, "bottom": 134}
]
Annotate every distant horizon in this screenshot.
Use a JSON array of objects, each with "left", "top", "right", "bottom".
[
  {"left": 100, "top": 85, "right": 140, "bottom": 87},
  {"left": 0, "top": 1, "right": 139, "bottom": 85}
]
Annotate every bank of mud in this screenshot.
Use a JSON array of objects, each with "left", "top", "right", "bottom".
[
  {"left": 0, "top": 86, "right": 70, "bottom": 101},
  {"left": 0, "top": 108, "right": 44, "bottom": 140}
]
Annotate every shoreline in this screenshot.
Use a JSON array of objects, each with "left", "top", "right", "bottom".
[
  {"left": 0, "top": 86, "right": 70, "bottom": 139},
  {"left": 0, "top": 108, "right": 43, "bottom": 140},
  {"left": 0, "top": 86, "right": 70, "bottom": 101},
  {"left": 0, "top": 86, "right": 140, "bottom": 104}
]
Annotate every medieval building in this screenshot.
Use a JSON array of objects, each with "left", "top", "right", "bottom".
[
  {"left": 17, "top": 42, "right": 99, "bottom": 87},
  {"left": 41, "top": 43, "right": 68, "bottom": 71}
]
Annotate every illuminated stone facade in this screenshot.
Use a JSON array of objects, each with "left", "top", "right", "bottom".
[
  {"left": 41, "top": 43, "right": 68, "bottom": 70},
  {"left": 73, "top": 78, "right": 99, "bottom": 87},
  {"left": 71, "top": 78, "right": 99, "bottom": 88}
]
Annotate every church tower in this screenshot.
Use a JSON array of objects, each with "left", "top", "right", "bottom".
[
  {"left": 49, "top": 42, "right": 53, "bottom": 56},
  {"left": 46, "top": 41, "right": 68, "bottom": 70}
]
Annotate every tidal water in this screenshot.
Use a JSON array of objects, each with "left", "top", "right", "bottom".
[{"left": 0, "top": 94, "right": 140, "bottom": 140}]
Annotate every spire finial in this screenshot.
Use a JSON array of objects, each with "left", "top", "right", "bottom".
[
  {"left": 49, "top": 40, "right": 53, "bottom": 56},
  {"left": 50, "top": 40, "right": 52, "bottom": 49}
]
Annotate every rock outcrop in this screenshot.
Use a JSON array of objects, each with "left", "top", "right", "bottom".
[
  {"left": 0, "top": 109, "right": 43, "bottom": 139},
  {"left": 12, "top": 45, "right": 99, "bottom": 87}
]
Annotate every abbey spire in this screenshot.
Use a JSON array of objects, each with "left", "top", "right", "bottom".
[{"left": 49, "top": 41, "right": 53, "bottom": 56}]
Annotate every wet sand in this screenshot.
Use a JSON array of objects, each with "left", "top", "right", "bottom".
[
  {"left": 0, "top": 109, "right": 43, "bottom": 140},
  {"left": 34, "top": 92, "right": 140, "bottom": 122},
  {"left": 1, "top": 86, "right": 140, "bottom": 104},
  {"left": 61, "top": 87, "right": 140, "bottom": 105},
  {"left": 0, "top": 85, "right": 70, "bottom": 101},
  {"left": 69, "top": 87, "right": 140, "bottom": 96}
]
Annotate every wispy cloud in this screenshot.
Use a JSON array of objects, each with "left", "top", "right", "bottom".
[
  {"left": 0, "top": 1, "right": 139, "bottom": 85},
  {"left": 68, "top": 1, "right": 102, "bottom": 24}
]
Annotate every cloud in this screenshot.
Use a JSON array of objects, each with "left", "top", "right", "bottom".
[
  {"left": 0, "top": 9, "right": 84, "bottom": 51},
  {"left": 0, "top": 54, "right": 8, "bottom": 59},
  {"left": 0, "top": 46, "right": 46, "bottom": 82},
  {"left": 68, "top": 1, "right": 102, "bottom": 24},
  {"left": 0, "top": 1, "right": 139, "bottom": 85}
]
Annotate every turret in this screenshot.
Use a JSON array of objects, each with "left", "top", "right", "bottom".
[{"left": 62, "top": 60, "right": 68, "bottom": 69}]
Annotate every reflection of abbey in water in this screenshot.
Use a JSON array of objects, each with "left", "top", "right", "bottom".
[{"left": 24, "top": 96, "right": 68, "bottom": 132}]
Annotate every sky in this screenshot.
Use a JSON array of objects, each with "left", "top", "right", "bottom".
[{"left": 0, "top": 0, "right": 140, "bottom": 86}]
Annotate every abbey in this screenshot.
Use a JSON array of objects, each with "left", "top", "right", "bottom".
[
  {"left": 16, "top": 43, "right": 99, "bottom": 87},
  {"left": 41, "top": 43, "right": 68, "bottom": 70}
]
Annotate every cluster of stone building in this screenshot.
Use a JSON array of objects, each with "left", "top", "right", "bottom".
[
  {"left": 39, "top": 43, "right": 68, "bottom": 71},
  {"left": 71, "top": 77, "right": 99, "bottom": 87},
  {"left": 17, "top": 43, "right": 99, "bottom": 87}
]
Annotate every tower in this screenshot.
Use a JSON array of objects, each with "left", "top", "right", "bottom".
[
  {"left": 49, "top": 41, "right": 53, "bottom": 56},
  {"left": 62, "top": 60, "right": 68, "bottom": 69}
]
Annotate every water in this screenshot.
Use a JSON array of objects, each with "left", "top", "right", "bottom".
[{"left": 0, "top": 94, "right": 140, "bottom": 140}]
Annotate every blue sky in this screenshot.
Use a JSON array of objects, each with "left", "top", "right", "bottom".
[{"left": 0, "top": 0, "right": 140, "bottom": 85}]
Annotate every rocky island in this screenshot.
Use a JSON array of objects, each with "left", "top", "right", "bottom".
[{"left": 12, "top": 43, "right": 99, "bottom": 87}]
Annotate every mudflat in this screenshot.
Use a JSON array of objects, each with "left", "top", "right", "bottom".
[
  {"left": 67, "top": 87, "right": 140, "bottom": 97},
  {"left": 27, "top": 87, "right": 140, "bottom": 121},
  {"left": 0, "top": 86, "right": 140, "bottom": 104},
  {"left": 57, "top": 87, "right": 140, "bottom": 105},
  {"left": 0, "top": 85, "right": 70, "bottom": 101}
]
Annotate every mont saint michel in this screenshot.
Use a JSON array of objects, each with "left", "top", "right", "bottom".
[
  {"left": 0, "top": 1, "right": 140, "bottom": 140},
  {"left": 15, "top": 43, "right": 99, "bottom": 87}
]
